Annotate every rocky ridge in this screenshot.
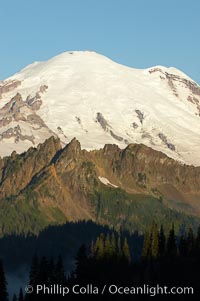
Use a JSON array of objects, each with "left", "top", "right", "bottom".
[
  {"left": 0, "top": 90, "right": 57, "bottom": 157},
  {"left": 1, "top": 137, "right": 200, "bottom": 236}
]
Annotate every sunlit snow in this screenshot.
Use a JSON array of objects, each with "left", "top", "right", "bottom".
[
  {"left": 1, "top": 51, "right": 200, "bottom": 165},
  {"left": 98, "top": 177, "right": 118, "bottom": 188}
]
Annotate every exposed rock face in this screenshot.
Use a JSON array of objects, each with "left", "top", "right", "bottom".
[
  {"left": 25, "top": 85, "right": 48, "bottom": 110},
  {"left": 132, "top": 122, "right": 139, "bottom": 129},
  {"left": 96, "top": 112, "right": 128, "bottom": 144},
  {"left": 115, "top": 143, "right": 197, "bottom": 192},
  {"left": 39, "top": 85, "right": 48, "bottom": 93},
  {"left": 149, "top": 67, "right": 200, "bottom": 111},
  {"left": 1, "top": 137, "right": 200, "bottom": 232},
  {"left": 0, "top": 125, "right": 34, "bottom": 144},
  {"left": 26, "top": 94, "right": 42, "bottom": 110},
  {"left": 93, "top": 142, "right": 200, "bottom": 215},
  {"left": 26, "top": 114, "right": 46, "bottom": 128},
  {"left": 0, "top": 117, "right": 12, "bottom": 127},
  {"left": 0, "top": 80, "right": 21, "bottom": 98},
  {"left": 0, "top": 136, "right": 61, "bottom": 200},
  {"left": 110, "top": 130, "right": 124, "bottom": 142},
  {"left": 0, "top": 92, "right": 56, "bottom": 155},
  {"left": 179, "top": 77, "right": 200, "bottom": 96},
  {"left": 2, "top": 93, "right": 24, "bottom": 113},
  {"left": 55, "top": 138, "right": 82, "bottom": 173},
  {"left": 96, "top": 112, "right": 110, "bottom": 131},
  {"left": 158, "top": 133, "right": 175, "bottom": 151},
  {"left": 135, "top": 109, "right": 144, "bottom": 124}
]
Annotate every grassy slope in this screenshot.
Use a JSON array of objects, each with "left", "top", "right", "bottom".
[{"left": 89, "top": 187, "right": 200, "bottom": 233}]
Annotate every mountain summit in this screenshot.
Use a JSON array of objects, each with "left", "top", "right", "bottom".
[{"left": 0, "top": 51, "right": 200, "bottom": 165}]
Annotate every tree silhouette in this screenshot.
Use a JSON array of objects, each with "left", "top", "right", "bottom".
[
  {"left": 75, "top": 244, "right": 88, "bottom": 282},
  {"left": 158, "top": 225, "right": 166, "bottom": 258},
  {"left": 12, "top": 294, "right": 17, "bottom": 301},
  {"left": 122, "top": 237, "right": 131, "bottom": 263},
  {"left": 55, "top": 255, "right": 66, "bottom": 285},
  {"left": 195, "top": 225, "right": 200, "bottom": 257},
  {"left": 104, "top": 233, "right": 111, "bottom": 258},
  {"left": 141, "top": 231, "right": 151, "bottom": 260},
  {"left": 150, "top": 222, "right": 159, "bottom": 258},
  {"left": 48, "top": 257, "right": 55, "bottom": 284},
  {"left": 18, "top": 288, "right": 24, "bottom": 301},
  {"left": 95, "top": 233, "right": 104, "bottom": 259},
  {"left": 117, "top": 235, "right": 123, "bottom": 260},
  {"left": 0, "top": 259, "right": 8, "bottom": 301},
  {"left": 111, "top": 232, "right": 116, "bottom": 256},
  {"left": 38, "top": 256, "right": 49, "bottom": 284},
  {"left": 29, "top": 253, "right": 39, "bottom": 287},
  {"left": 6, "top": 221, "right": 200, "bottom": 300},
  {"left": 166, "top": 224, "right": 177, "bottom": 259},
  {"left": 179, "top": 234, "right": 188, "bottom": 257},
  {"left": 187, "top": 227, "right": 194, "bottom": 256},
  {"left": 90, "top": 240, "right": 95, "bottom": 257}
]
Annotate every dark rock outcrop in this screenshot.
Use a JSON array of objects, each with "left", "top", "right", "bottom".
[
  {"left": 96, "top": 112, "right": 110, "bottom": 131},
  {"left": 0, "top": 136, "right": 61, "bottom": 200}
]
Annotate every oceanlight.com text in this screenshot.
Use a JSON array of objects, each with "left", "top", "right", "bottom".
[{"left": 25, "top": 283, "right": 194, "bottom": 296}]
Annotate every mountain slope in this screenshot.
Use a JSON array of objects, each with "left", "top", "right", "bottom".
[
  {"left": 0, "top": 137, "right": 200, "bottom": 236},
  {"left": 0, "top": 51, "right": 200, "bottom": 165}
]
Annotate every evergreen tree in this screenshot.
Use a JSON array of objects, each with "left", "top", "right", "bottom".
[
  {"left": 18, "top": 288, "right": 24, "bottom": 301},
  {"left": 29, "top": 253, "right": 39, "bottom": 287},
  {"left": 158, "top": 225, "right": 166, "bottom": 258},
  {"left": 104, "top": 233, "right": 111, "bottom": 258},
  {"left": 55, "top": 255, "right": 66, "bottom": 285},
  {"left": 141, "top": 232, "right": 151, "bottom": 260},
  {"left": 166, "top": 225, "right": 177, "bottom": 259},
  {"left": 187, "top": 228, "right": 194, "bottom": 256},
  {"left": 150, "top": 222, "right": 159, "bottom": 258},
  {"left": 95, "top": 233, "right": 104, "bottom": 259},
  {"left": 90, "top": 240, "right": 95, "bottom": 257},
  {"left": 195, "top": 225, "right": 200, "bottom": 256},
  {"left": 117, "top": 235, "right": 123, "bottom": 259},
  {"left": 75, "top": 244, "right": 88, "bottom": 281},
  {"left": 48, "top": 257, "right": 55, "bottom": 284},
  {"left": 12, "top": 294, "right": 17, "bottom": 301},
  {"left": 94, "top": 237, "right": 100, "bottom": 253},
  {"left": 0, "top": 259, "right": 8, "bottom": 301},
  {"left": 38, "top": 256, "right": 49, "bottom": 284},
  {"left": 179, "top": 234, "right": 188, "bottom": 257},
  {"left": 110, "top": 232, "right": 116, "bottom": 256},
  {"left": 122, "top": 237, "right": 131, "bottom": 263}
]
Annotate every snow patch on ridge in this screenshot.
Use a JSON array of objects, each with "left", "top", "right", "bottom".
[{"left": 98, "top": 177, "right": 118, "bottom": 188}]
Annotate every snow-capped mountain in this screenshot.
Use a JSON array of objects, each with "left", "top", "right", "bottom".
[{"left": 0, "top": 51, "right": 200, "bottom": 165}]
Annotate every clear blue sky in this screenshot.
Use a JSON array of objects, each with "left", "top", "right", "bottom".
[{"left": 0, "top": 0, "right": 199, "bottom": 83}]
